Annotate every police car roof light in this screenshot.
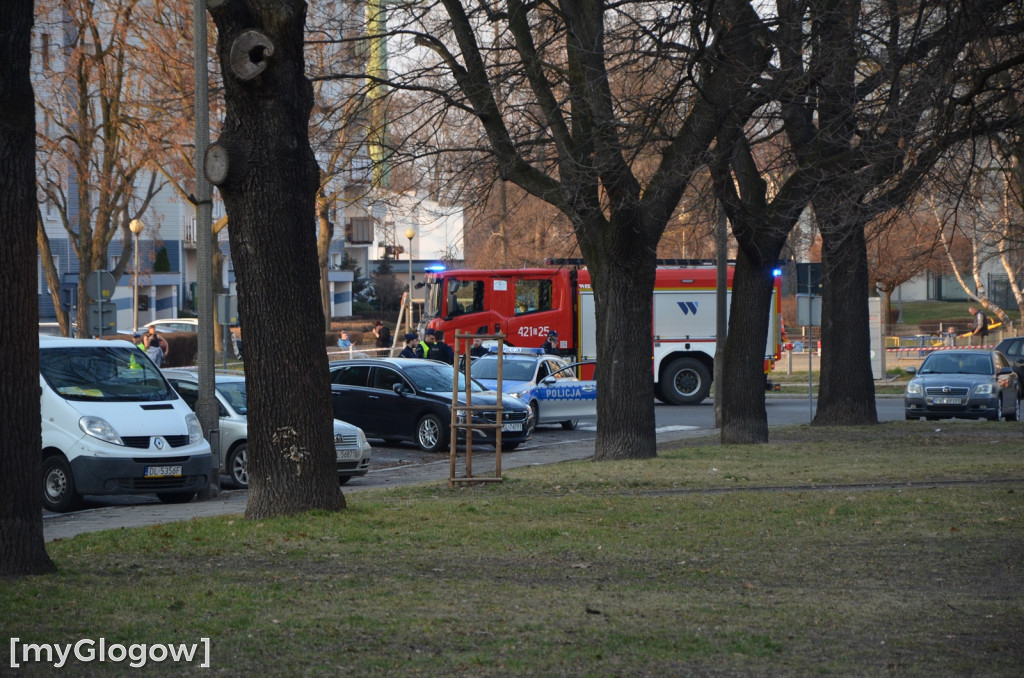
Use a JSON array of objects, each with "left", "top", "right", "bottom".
[{"left": 487, "top": 346, "right": 545, "bottom": 355}]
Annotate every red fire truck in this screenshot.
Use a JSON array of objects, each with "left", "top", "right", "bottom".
[{"left": 423, "top": 261, "right": 782, "bottom": 405}]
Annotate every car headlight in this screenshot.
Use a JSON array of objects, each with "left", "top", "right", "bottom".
[
  {"left": 906, "top": 382, "right": 923, "bottom": 396},
  {"left": 356, "top": 427, "right": 371, "bottom": 453},
  {"left": 973, "top": 383, "right": 994, "bottom": 395},
  {"left": 185, "top": 412, "right": 205, "bottom": 444},
  {"left": 79, "top": 416, "right": 124, "bottom": 445}
]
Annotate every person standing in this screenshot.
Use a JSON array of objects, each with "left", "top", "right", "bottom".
[
  {"left": 418, "top": 328, "right": 435, "bottom": 358},
  {"left": 968, "top": 306, "right": 989, "bottom": 346},
  {"left": 145, "top": 326, "right": 169, "bottom": 364},
  {"left": 427, "top": 330, "right": 455, "bottom": 365},
  {"left": 144, "top": 330, "right": 166, "bottom": 367},
  {"left": 542, "top": 330, "right": 560, "bottom": 355},
  {"left": 398, "top": 333, "right": 419, "bottom": 358},
  {"left": 372, "top": 320, "right": 391, "bottom": 351}
]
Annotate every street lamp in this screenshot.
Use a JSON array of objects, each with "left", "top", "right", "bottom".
[
  {"left": 405, "top": 227, "right": 416, "bottom": 334},
  {"left": 129, "top": 218, "right": 145, "bottom": 331}
]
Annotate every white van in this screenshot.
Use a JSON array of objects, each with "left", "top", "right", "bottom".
[{"left": 39, "top": 335, "right": 213, "bottom": 512}]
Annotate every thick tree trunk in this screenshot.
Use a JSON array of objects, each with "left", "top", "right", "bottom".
[
  {"left": 814, "top": 217, "right": 878, "bottom": 425},
  {"left": 0, "top": 0, "right": 56, "bottom": 576},
  {"left": 720, "top": 251, "right": 774, "bottom": 444},
  {"left": 590, "top": 247, "right": 658, "bottom": 461},
  {"left": 210, "top": 0, "right": 343, "bottom": 518}
]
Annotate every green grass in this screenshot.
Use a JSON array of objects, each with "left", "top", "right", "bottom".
[{"left": 4, "top": 422, "right": 1023, "bottom": 676}]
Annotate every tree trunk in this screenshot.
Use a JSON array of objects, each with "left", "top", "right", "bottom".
[
  {"left": 720, "top": 251, "right": 774, "bottom": 444},
  {"left": 0, "top": 0, "right": 56, "bottom": 576},
  {"left": 814, "top": 216, "right": 878, "bottom": 426},
  {"left": 317, "top": 189, "right": 334, "bottom": 324},
  {"left": 589, "top": 236, "right": 657, "bottom": 461},
  {"left": 209, "top": 0, "right": 343, "bottom": 518}
]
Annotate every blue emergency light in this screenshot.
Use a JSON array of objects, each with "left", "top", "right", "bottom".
[{"left": 487, "top": 346, "right": 544, "bottom": 355}]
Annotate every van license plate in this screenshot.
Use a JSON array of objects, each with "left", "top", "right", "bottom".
[
  {"left": 145, "top": 465, "right": 182, "bottom": 478},
  {"left": 932, "top": 397, "right": 962, "bottom": 405},
  {"left": 501, "top": 423, "right": 522, "bottom": 432},
  {"left": 336, "top": 449, "right": 359, "bottom": 460}
]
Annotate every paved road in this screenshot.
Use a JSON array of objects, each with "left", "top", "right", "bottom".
[{"left": 42, "top": 395, "right": 905, "bottom": 542}]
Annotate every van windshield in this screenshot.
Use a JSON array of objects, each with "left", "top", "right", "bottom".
[{"left": 40, "top": 345, "right": 177, "bottom": 402}]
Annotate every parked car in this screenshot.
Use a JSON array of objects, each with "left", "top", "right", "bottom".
[
  {"left": 144, "top": 318, "right": 198, "bottom": 334},
  {"left": 904, "top": 349, "right": 1019, "bottom": 421},
  {"left": 993, "top": 336, "right": 1024, "bottom": 398},
  {"left": 163, "top": 369, "right": 371, "bottom": 487},
  {"left": 469, "top": 349, "right": 597, "bottom": 430},
  {"left": 39, "top": 336, "right": 212, "bottom": 512},
  {"left": 329, "top": 358, "right": 534, "bottom": 452}
]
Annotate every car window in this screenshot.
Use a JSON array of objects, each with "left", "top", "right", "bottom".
[
  {"left": 1003, "top": 340, "right": 1022, "bottom": 357},
  {"left": 372, "top": 367, "right": 406, "bottom": 392},
  {"left": 170, "top": 379, "right": 199, "bottom": 410},
  {"left": 921, "top": 355, "right": 956, "bottom": 374},
  {"left": 545, "top": 360, "right": 575, "bottom": 380},
  {"left": 332, "top": 364, "right": 371, "bottom": 386},
  {"left": 217, "top": 380, "right": 247, "bottom": 415},
  {"left": 965, "top": 356, "right": 992, "bottom": 374},
  {"left": 404, "top": 362, "right": 484, "bottom": 392}
]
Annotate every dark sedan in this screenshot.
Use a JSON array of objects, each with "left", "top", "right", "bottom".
[
  {"left": 993, "top": 336, "right": 1024, "bottom": 398},
  {"left": 329, "top": 358, "right": 534, "bottom": 452},
  {"left": 904, "top": 349, "right": 1020, "bottom": 421}
]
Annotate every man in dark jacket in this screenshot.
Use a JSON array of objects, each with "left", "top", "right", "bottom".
[
  {"left": 398, "top": 333, "right": 419, "bottom": 358},
  {"left": 427, "top": 330, "right": 455, "bottom": 365}
]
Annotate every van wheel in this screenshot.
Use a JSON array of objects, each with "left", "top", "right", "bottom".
[
  {"left": 42, "top": 455, "right": 79, "bottom": 513},
  {"left": 660, "top": 358, "right": 711, "bottom": 405},
  {"left": 157, "top": 492, "right": 196, "bottom": 504},
  {"left": 227, "top": 443, "right": 249, "bottom": 488},
  {"left": 338, "top": 475, "right": 352, "bottom": 485}
]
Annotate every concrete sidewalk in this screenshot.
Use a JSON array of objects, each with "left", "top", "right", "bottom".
[{"left": 43, "top": 427, "right": 708, "bottom": 542}]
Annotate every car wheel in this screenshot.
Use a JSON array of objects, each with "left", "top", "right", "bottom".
[
  {"left": 659, "top": 358, "right": 712, "bottom": 405},
  {"left": 338, "top": 475, "right": 352, "bottom": 485},
  {"left": 561, "top": 419, "right": 579, "bottom": 431},
  {"left": 415, "top": 413, "right": 448, "bottom": 452},
  {"left": 1007, "top": 397, "right": 1020, "bottom": 423},
  {"left": 227, "top": 443, "right": 249, "bottom": 489},
  {"left": 42, "top": 455, "right": 79, "bottom": 513},
  {"left": 156, "top": 491, "right": 196, "bottom": 504}
]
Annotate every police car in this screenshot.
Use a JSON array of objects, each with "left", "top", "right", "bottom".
[{"left": 469, "top": 347, "right": 597, "bottom": 430}]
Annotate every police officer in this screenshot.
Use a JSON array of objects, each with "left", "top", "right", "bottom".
[
  {"left": 418, "top": 328, "right": 436, "bottom": 358},
  {"left": 398, "top": 333, "right": 419, "bottom": 358},
  {"left": 427, "top": 330, "right": 455, "bottom": 364},
  {"left": 542, "top": 330, "right": 560, "bottom": 355}
]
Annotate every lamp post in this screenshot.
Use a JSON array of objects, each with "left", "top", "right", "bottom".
[
  {"left": 405, "top": 227, "right": 416, "bottom": 334},
  {"left": 129, "top": 218, "right": 145, "bottom": 331}
]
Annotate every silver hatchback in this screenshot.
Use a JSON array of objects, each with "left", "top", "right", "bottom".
[{"left": 164, "top": 370, "right": 372, "bottom": 487}]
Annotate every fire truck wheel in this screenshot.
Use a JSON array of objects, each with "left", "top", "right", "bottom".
[{"left": 660, "top": 358, "right": 711, "bottom": 405}]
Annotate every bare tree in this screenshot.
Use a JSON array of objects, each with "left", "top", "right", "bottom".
[
  {"left": 370, "top": 0, "right": 771, "bottom": 460},
  {"left": 35, "top": 0, "right": 163, "bottom": 335},
  {"left": 206, "top": 0, "right": 343, "bottom": 518},
  {"left": 0, "top": 0, "right": 56, "bottom": 576},
  {"left": 709, "top": 0, "right": 1024, "bottom": 439},
  {"left": 868, "top": 207, "right": 944, "bottom": 336}
]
